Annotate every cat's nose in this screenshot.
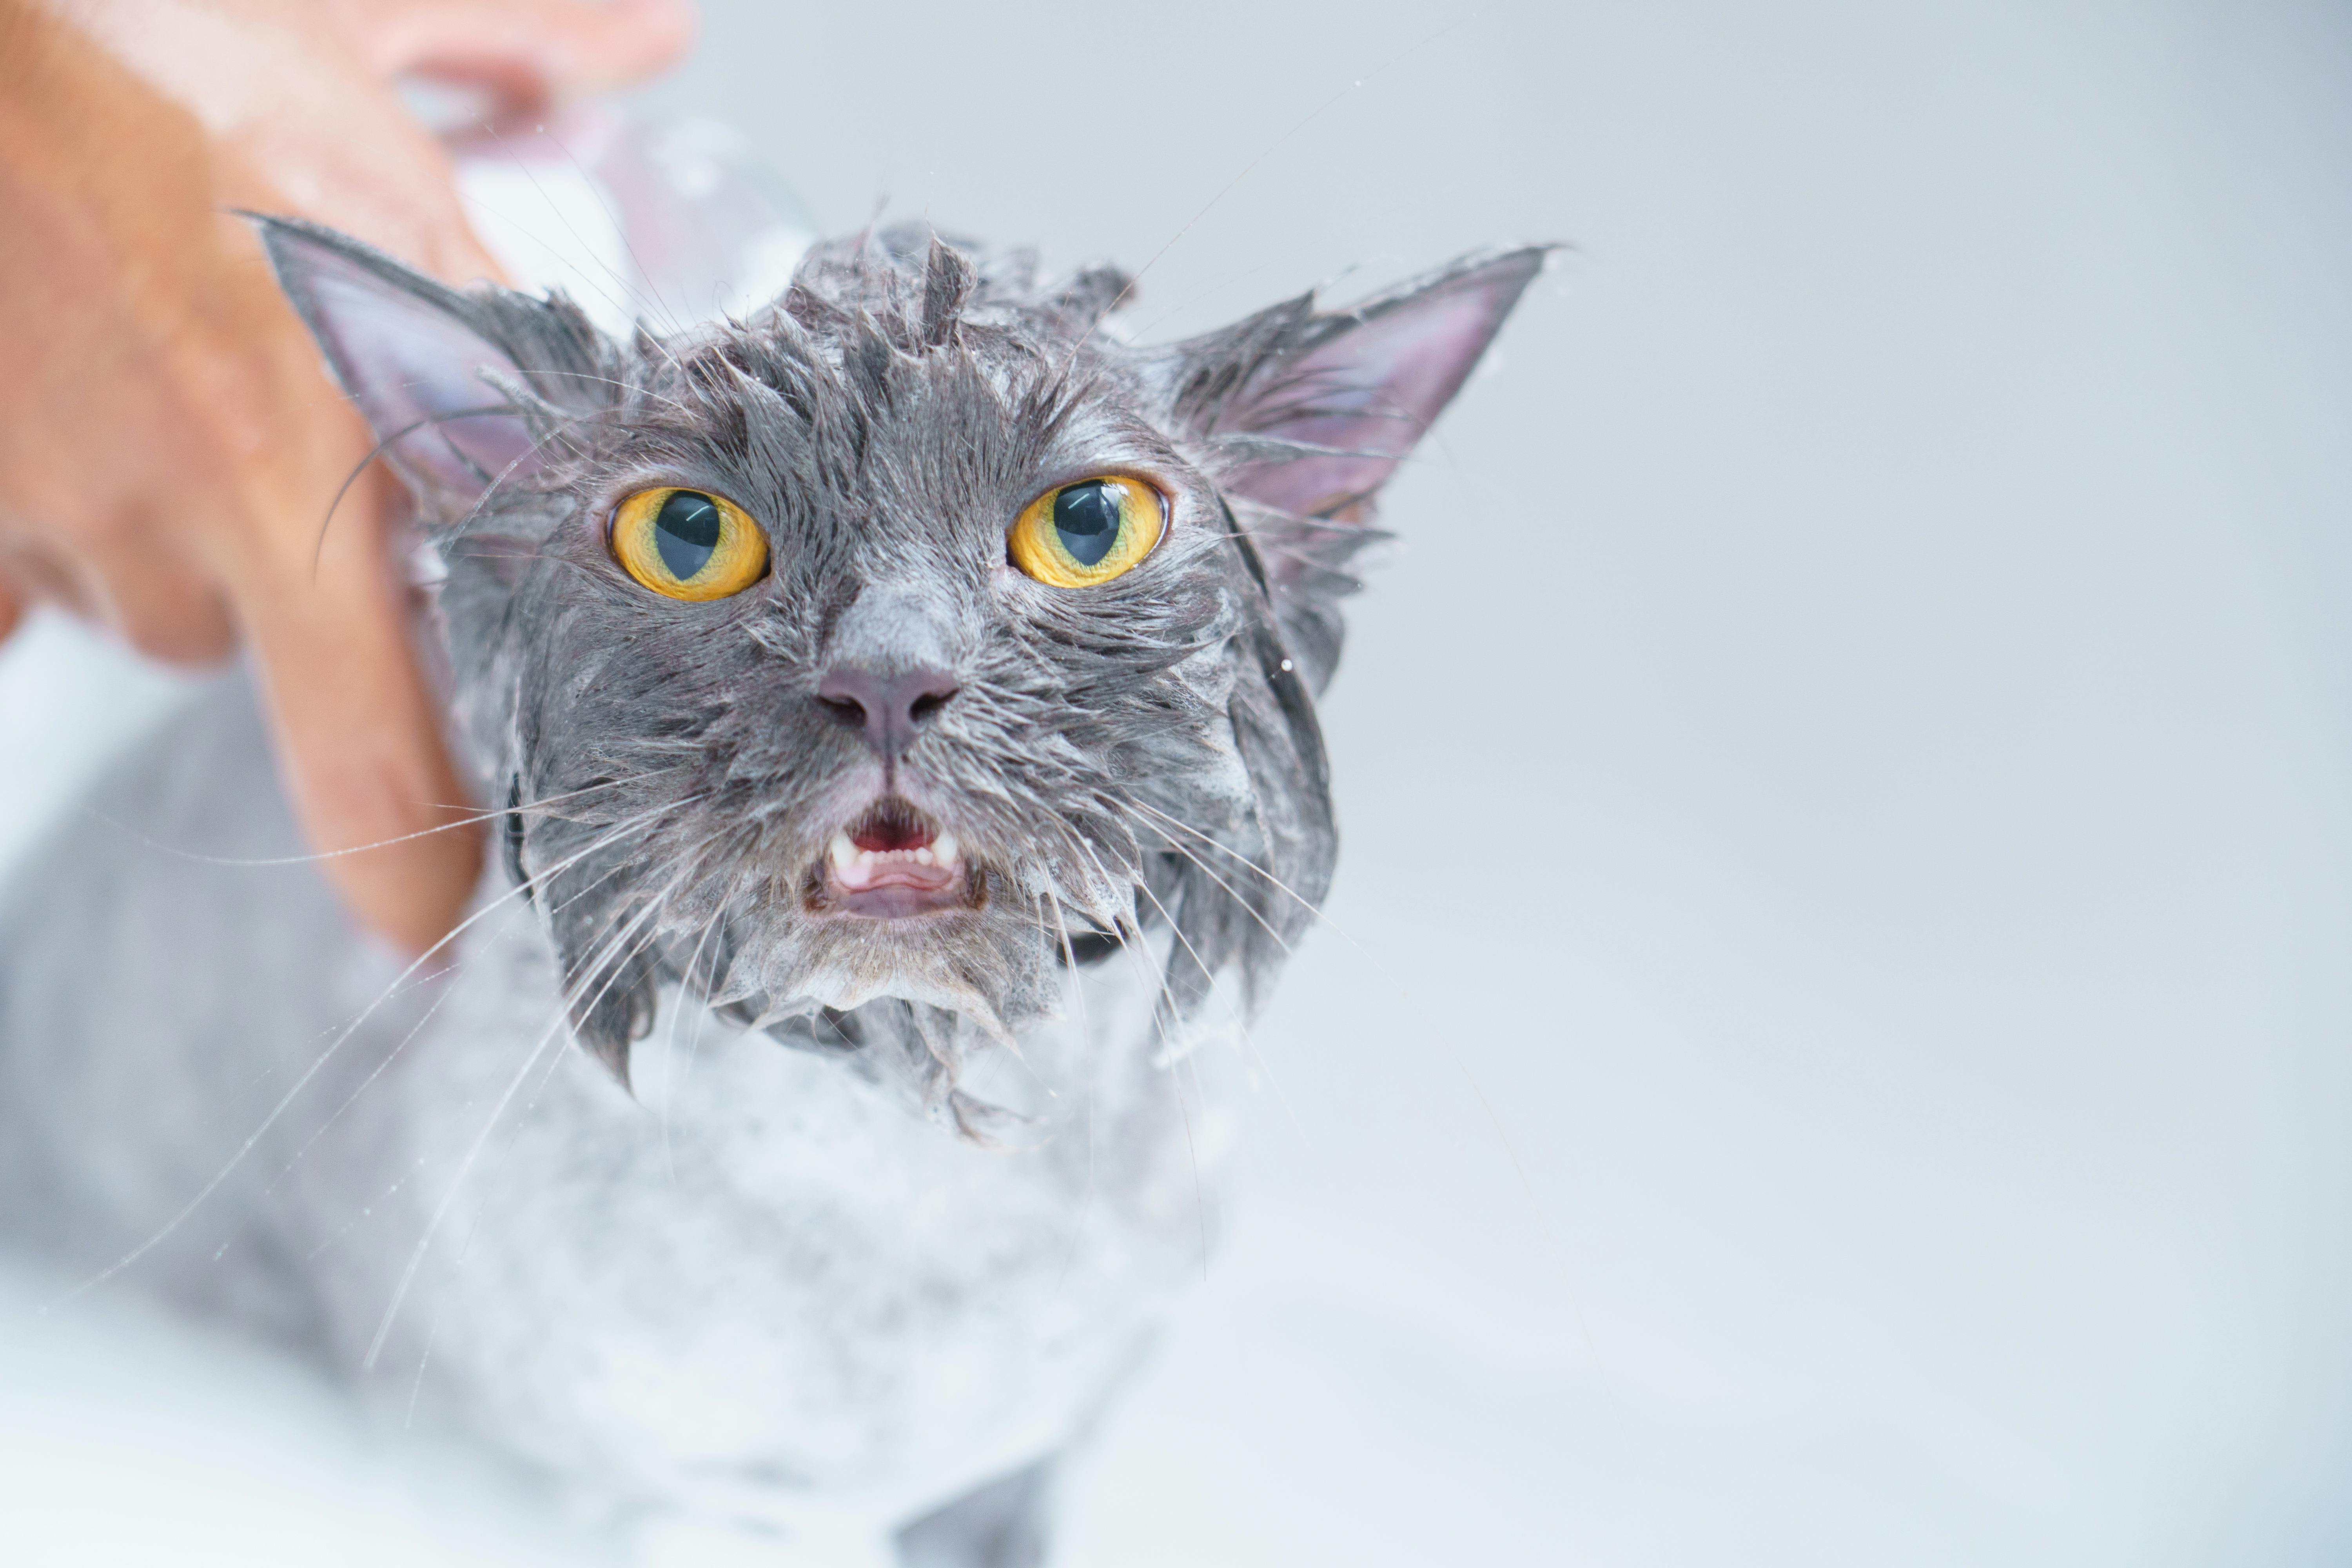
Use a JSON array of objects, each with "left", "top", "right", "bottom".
[{"left": 815, "top": 663, "right": 960, "bottom": 762}]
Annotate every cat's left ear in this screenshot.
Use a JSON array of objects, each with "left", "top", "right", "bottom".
[
  {"left": 254, "top": 215, "right": 611, "bottom": 521},
  {"left": 1163, "top": 245, "right": 1551, "bottom": 689},
  {"left": 1169, "top": 245, "right": 1552, "bottom": 521}
]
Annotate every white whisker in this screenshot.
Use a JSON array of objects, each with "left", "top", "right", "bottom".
[
  {"left": 1038, "top": 817, "right": 1212, "bottom": 1278},
  {"left": 366, "top": 872, "right": 689, "bottom": 1370},
  {"left": 51, "top": 793, "right": 701, "bottom": 1308},
  {"left": 1123, "top": 795, "right": 1323, "bottom": 929},
  {"left": 77, "top": 769, "right": 682, "bottom": 870},
  {"left": 660, "top": 906, "right": 729, "bottom": 1184}
]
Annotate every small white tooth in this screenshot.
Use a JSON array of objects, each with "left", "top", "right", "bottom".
[
  {"left": 828, "top": 832, "right": 857, "bottom": 871},
  {"left": 934, "top": 831, "right": 960, "bottom": 867},
  {"left": 915, "top": 848, "right": 935, "bottom": 866}
]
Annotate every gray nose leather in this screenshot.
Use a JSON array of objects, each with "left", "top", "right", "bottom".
[
  {"left": 816, "top": 661, "right": 959, "bottom": 762},
  {"left": 817, "top": 586, "right": 964, "bottom": 763}
]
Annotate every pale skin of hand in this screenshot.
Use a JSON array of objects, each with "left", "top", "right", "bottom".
[{"left": 0, "top": 0, "right": 693, "bottom": 953}]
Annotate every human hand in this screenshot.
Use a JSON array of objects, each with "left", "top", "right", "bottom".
[{"left": 0, "top": 0, "right": 692, "bottom": 953}]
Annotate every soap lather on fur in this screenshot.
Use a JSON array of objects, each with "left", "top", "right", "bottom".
[{"left": 0, "top": 217, "right": 1543, "bottom": 1562}]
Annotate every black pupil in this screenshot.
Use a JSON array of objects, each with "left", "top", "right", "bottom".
[
  {"left": 653, "top": 490, "right": 723, "bottom": 580},
  {"left": 1052, "top": 481, "right": 1123, "bottom": 566}
]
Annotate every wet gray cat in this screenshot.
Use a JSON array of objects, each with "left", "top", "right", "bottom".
[{"left": 0, "top": 218, "right": 1541, "bottom": 1564}]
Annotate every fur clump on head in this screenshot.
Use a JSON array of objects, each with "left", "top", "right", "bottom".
[{"left": 261, "top": 215, "right": 1546, "bottom": 1138}]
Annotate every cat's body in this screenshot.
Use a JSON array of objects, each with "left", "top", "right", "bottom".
[{"left": 0, "top": 220, "right": 1539, "bottom": 1563}]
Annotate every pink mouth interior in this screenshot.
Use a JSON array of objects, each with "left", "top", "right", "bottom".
[
  {"left": 828, "top": 799, "right": 965, "bottom": 914},
  {"left": 850, "top": 800, "right": 933, "bottom": 855}
]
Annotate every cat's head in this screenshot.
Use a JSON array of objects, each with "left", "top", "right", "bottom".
[{"left": 262, "top": 217, "right": 1543, "bottom": 1133}]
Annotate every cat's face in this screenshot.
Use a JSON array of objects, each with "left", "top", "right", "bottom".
[{"left": 264, "top": 219, "right": 1542, "bottom": 1131}]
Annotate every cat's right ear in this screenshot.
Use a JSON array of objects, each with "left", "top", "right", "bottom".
[{"left": 254, "top": 216, "right": 608, "bottom": 520}]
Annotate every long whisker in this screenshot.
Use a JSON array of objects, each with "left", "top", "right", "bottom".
[
  {"left": 659, "top": 904, "right": 728, "bottom": 1183},
  {"left": 1118, "top": 867, "right": 1271, "bottom": 1194},
  {"left": 432, "top": 817, "right": 735, "bottom": 1230},
  {"left": 471, "top": 124, "right": 688, "bottom": 342},
  {"left": 256, "top": 959, "right": 462, "bottom": 1201},
  {"left": 397, "top": 835, "right": 715, "bottom": 1421},
  {"left": 524, "top": 368, "right": 696, "bottom": 417},
  {"left": 1125, "top": 873, "right": 1229, "bottom": 1054},
  {"left": 1044, "top": 890, "right": 1103, "bottom": 1293},
  {"left": 52, "top": 794, "right": 702, "bottom": 1305},
  {"left": 399, "top": 902, "right": 681, "bottom": 1422},
  {"left": 1122, "top": 795, "right": 1323, "bottom": 926},
  {"left": 256, "top": 827, "right": 668, "bottom": 1198},
  {"left": 1045, "top": 13, "right": 1480, "bottom": 375},
  {"left": 1107, "top": 797, "right": 1598, "bottom": 1329},
  {"left": 1123, "top": 869, "right": 1280, "bottom": 1122},
  {"left": 1122, "top": 803, "right": 1597, "bottom": 1369},
  {"left": 1051, "top": 72, "right": 1372, "bottom": 385},
  {"left": 672, "top": 905, "right": 733, "bottom": 1159},
  {"left": 1121, "top": 862, "right": 1275, "bottom": 1223},
  {"left": 76, "top": 769, "right": 684, "bottom": 870},
  {"left": 1114, "top": 804, "right": 1297, "bottom": 960},
  {"left": 308, "top": 392, "right": 607, "bottom": 583},
  {"left": 444, "top": 406, "right": 601, "bottom": 543},
  {"left": 541, "top": 126, "right": 698, "bottom": 343},
  {"left": 518, "top": 821, "right": 737, "bottom": 1132},
  {"left": 364, "top": 869, "right": 690, "bottom": 1370},
  {"left": 307, "top": 402, "right": 520, "bottom": 576},
  {"left": 482, "top": 122, "right": 702, "bottom": 373},
  {"left": 1037, "top": 817, "right": 1213, "bottom": 1278}
]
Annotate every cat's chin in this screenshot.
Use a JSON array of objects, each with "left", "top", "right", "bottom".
[{"left": 809, "top": 876, "right": 984, "bottom": 920}]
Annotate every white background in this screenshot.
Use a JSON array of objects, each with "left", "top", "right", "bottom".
[{"left": 3, "top": 0, "right": 2349, "bottom": 1562}]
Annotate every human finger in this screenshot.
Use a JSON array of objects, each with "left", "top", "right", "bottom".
[
  {"left": 77, "top": 548, "right": 238, "bottom": 664},
  {"left": 60, "top": 0, "right": 511, "bottom": 285},
  {"left": 0, "top": 544, "right": 91, "bottom": 623},
  {"left": 82, "top": 546, "right": 239, "bottom": 664},
  {"left": 228, "top": 469, "right": 481, "bottom": 955},
  {"left": 0, "top": 524, "right": 232, "bottom": 662}
]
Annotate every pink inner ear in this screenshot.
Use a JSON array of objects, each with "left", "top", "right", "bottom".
[
  {"left": 1220, "top": 259, "right": 1536, "bottom": 519},
  {"left": 298, "top": 247, "right": 542, "bottom": 505}
]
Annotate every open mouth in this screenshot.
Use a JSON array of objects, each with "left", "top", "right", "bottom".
[{"left": 813, "top": 797, "right": 982, "bottom": 919}]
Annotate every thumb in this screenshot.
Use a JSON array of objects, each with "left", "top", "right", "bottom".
[
  {"left": 348, "top": 0, "right": 698, "bottom": 101},
  {"left": 232, "top": 466, "right": 482, "bottom": 957}
]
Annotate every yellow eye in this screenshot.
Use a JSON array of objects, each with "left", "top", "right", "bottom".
[
  {"left": 1007, "top": 476, "right": 1165, "bottom": 588},
  {"left": 610, "top": 487, "right": 769, "bottom": 601}
]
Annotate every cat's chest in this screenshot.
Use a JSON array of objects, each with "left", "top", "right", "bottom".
[{"left": 298, "top": 913, "right": 1220, "bottom": 1522}]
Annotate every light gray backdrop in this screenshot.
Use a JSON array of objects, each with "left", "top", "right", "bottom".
[{"left": 1, "top": 0, "right": 2347, "bottom": 1563}]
